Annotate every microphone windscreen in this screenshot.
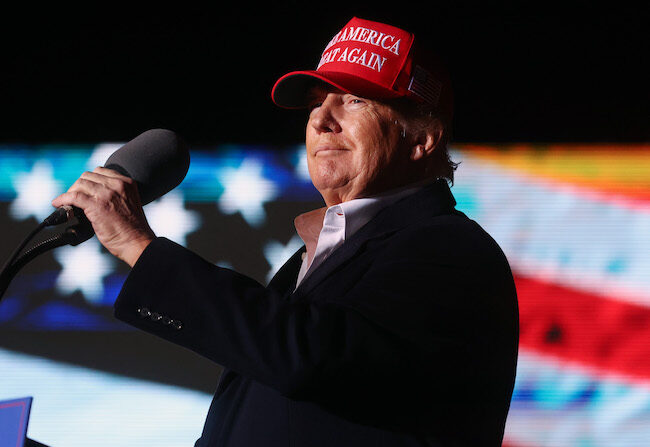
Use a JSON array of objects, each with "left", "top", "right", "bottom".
[{"left": 104, "top": 129, "right": 190, "bottom": 205}]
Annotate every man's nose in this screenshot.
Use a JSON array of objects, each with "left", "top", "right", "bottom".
[{"left": 309, "top": 96, "right": 342, "bottom": 134}]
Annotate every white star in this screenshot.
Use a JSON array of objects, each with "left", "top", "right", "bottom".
[
  {"left": 263, "top": 234, "right": 304, "bottom": 282},
  {"left": 86, "top": 143, "right": 124, "bottom": 170},
  {"left": 217, "top": 158, "right": 279, "bottom": 227},
  {"left": 144, "top": 190, "right": 200, "bottom": 246},
  {"left": 54, "top": 238, "right": 115, "bottom": 305},
  {"left": 9, "top": 160, "right": 64, "bottom": 221}
]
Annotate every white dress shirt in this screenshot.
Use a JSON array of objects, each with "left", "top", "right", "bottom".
[{"left": 293, "top": 180, "right": 433, "bottom": 290}]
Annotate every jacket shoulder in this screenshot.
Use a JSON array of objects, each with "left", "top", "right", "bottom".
[{"left": 381, "top": 210, "right": 509, "bottom": 268}]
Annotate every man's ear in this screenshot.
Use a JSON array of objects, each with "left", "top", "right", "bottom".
[{"left": 410, "top": 120, "right": 443, "bottom": 161}]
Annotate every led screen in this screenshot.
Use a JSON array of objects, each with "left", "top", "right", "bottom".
[{"left": 1, "top": 143, "right": 649, "bottom": 446}]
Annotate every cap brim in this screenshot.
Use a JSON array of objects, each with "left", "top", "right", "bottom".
[{"left": 271, "top": 70, "right": 401, "bottom": 109}]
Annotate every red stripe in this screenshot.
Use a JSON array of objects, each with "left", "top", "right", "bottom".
[{"left": 515, "top": 274, "right": 650, "bottom": 381}]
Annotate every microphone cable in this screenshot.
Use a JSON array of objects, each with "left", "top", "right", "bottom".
[{"left": 0, "top": 209, "right": 93, "bottom": 302}]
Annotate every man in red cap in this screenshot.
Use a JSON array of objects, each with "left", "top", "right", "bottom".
[{"left": 54, "top": 17, "right": 518, "bottom": 446}]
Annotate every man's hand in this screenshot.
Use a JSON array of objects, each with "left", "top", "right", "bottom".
[{"left": 52, "top": 166, "right": 155, "bottom": 267}]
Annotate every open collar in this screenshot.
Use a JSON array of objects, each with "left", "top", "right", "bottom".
[{"left": 268, "top": 179, "right": 457, "bottom": 301}]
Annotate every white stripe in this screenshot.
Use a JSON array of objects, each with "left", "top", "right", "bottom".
[
  {"left": 505, "top": 350, "right": 650, "bottom": 447},
  {"left": 450, "top": 149, "right": 650, "bottom": 307},
  {"left": 0, "top": 348, "right": 211, "bottom": 446}
]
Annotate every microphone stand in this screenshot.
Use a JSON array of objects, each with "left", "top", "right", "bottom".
[{"left": 0, "top": 208, "right": 94, "bottom": 302}]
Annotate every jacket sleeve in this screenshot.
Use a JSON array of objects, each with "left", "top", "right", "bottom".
[{"left": 114, "top": 235, "right": 515, "bottom": 410}]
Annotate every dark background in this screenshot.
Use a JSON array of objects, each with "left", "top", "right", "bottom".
[{"left": 0, "top": 3, "right": 647, "bottom": 146}]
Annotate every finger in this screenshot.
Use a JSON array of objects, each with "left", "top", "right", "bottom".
[
  {"left": 80, "top": 170, "right": 130, "bottom": 191},
  {"left": 51, "top": 190, "right": 94, "bottom": 209},
  {"left": 91, "top": 167, "right": 141, "bottom": 203},
  {"left": 80, "top": 170, "right": 112, "bottom": 183},
  {"left": 79, "top": 171, "right": 119, "bottom": 186},
  {"left": 93, "top": 166, "right": 132, "bottom": 182},
  {"left": 68, "top": 177, "right": 109, "bottom": 197},
  {"left": 82, "top": 169, "right": 130, "bottom": 186}
]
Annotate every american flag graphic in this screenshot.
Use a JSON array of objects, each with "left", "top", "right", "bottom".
[
  {"left": 0, "top": 143, "right": 648, "bottom": 446},
  {"left": 407, "top": 64, "right": 442, "bottom": 105},
  {"left": 450, "top": 144, "right": 650, "bottom": 447}
]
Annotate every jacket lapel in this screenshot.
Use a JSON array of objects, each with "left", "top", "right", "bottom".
[
  {"left": 266, "top": 244, "right": 306, "bottom": 298},
  {"left": 289, "top": 179, "right": 457, "bottom": 301}
]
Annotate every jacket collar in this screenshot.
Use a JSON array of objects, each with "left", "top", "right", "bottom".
[{"left": 268, "top": 179, "right": 457, "bottom": 301}]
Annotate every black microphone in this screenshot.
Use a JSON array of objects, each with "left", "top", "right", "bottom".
[
  {"left": 1, "top": 129, "right": 190, "bottom": 301},
  {"left": 44, "top": 128, "right": 190, "bottom": 234}
]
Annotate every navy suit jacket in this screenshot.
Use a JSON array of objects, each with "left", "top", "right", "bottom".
[{"left": 114, "top": 179, "right": 519, "bottom": 446}]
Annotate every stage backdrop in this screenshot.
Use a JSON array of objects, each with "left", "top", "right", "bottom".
[{"left": 1, "top": 142, "right": 649, "bottom": 446}]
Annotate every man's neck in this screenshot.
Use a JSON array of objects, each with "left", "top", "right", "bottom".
[{"left": 320, "top": 176, "right": 435, "bottom": 207}]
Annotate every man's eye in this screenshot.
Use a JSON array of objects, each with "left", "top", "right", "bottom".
[{"left": 348, "top": 98, "right": 364, "bottom": 105}]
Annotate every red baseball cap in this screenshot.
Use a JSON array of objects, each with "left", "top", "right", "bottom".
[{"left": 271, "top": 17, "right": 452, "bottom": 121}]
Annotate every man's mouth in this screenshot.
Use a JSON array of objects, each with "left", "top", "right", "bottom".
[{"left": 314, "top": 146, "right": 347, "bottom": 156}]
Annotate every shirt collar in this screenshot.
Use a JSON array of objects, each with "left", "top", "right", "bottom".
[{"left": 294, "top": 178, "right": 435, "bottom": 247}]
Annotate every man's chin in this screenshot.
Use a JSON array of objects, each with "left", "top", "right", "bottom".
[{"left": 311, "top": 177, "right": 356, "bottom": 203}]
